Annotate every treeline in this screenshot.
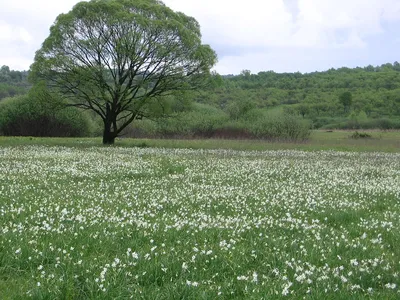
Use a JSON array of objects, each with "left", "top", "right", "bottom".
[
  {"left": 0, "top": 65, "right": 30, "bottom": 100},
  {"left": 192, "top": 62, "right": 400, "bottom": 129},
  {"left": 1, "top": 62, "right": 400, "bottom": 140}
]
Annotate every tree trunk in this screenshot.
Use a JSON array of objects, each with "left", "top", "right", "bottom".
[
  {"left": 102, "top": 131, "right": 115, "bottom": 144},
  {"left": 103, "top": 122, "right": 116, "bottom": 145},
  {"left": 103, "top": 103, "right": 116, "bottom": 145}
]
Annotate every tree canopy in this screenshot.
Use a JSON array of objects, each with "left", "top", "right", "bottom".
[{"left": 30, "top": 0, "right": 217, "bottom": 144}]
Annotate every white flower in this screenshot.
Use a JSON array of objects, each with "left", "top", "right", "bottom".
[
  {"left": 252, "top": 272, "right": 258, "bottom": 283},
  {"left": 237, "top": 275, "right": 248, "bottom": 281},
  {"left": 186, "top": 280, "right": 199, "bottom": 287},
  {"left": 385, "top": 283, "right": 397, "bottom": 289},
  {"left": 350, "top": 259, "right": 358, "bottom": 266},
  {"left": 282, "top": 282, "right": 292, "bottom": 296}
]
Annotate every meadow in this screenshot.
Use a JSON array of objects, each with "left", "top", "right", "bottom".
[
  {"left": 1, "top": 130, "right": 400, "bottom": 152},
  {"left": 0, "top": 141, "right": 399, "bottom": 299}
]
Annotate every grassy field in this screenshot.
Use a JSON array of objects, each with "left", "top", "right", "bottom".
[
  {"left": 0, "top": 142, "right": 399, "bottom": 299},
  {"left": 0, "top": 130, "right": 400, "bottom": 152}
]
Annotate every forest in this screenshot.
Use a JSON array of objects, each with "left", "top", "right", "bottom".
[{"left": 1, "top": 61, "right": 400, "bottom": 140}]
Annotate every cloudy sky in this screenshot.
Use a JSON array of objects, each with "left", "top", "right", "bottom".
[{"left": 1, "top": 0, "right": 400, "bottom": 74}]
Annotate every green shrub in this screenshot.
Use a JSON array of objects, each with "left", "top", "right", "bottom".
[
  {"left": 123, "top": 105, "right": 311, "bottom": 141},
  {"left": 0, "top": 94, "right": 95, "bottom": 137},
  {"left": 312, "top": 117, "right": 347, "bottom": 129},
  {"left": 244, "top": 109, "right": 311, "bottom": 141},
  {"left": 155, "top": 103, "right": 229, "bottom": 137},
  {"left": 350, "top": 131, "right": 372, "bottom": 139}
]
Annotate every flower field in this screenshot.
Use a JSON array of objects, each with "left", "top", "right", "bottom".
[{"left": 0, "top": 146, "right": 399, "bottom": 299}]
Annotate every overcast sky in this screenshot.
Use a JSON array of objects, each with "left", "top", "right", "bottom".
[{"left": 1, "top": 0, "right": 400, "bottom": 74}]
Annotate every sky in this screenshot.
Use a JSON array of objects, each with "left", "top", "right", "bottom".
[{"left": 1, "top": 0, "right": 400, "bottom": 75}]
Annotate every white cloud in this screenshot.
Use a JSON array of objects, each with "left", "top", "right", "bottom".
[
  {"left": 165, "top": 0, "right": 400, "bottom": 73},
  {"left": 0, "top": 0, "right": 85, "bottom": 69},
  {"left": 0, "top": 0, "right": 399, "bottom": 73},
  {"left": 0, "top": 22, "right": 33, "bottom": 43},
  {"left": 165, "top": 0, "right": 400, "bottom": 49}
]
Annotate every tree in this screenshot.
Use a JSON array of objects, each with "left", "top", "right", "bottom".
[
  {"left": 0, "top": 65, "right": 11, "bottom": 82},
  {"left": 30, "top": 0, "right": 217, "bottom": 144},
  {"left": 339, "top": 91, "right": 352, "bottom": 113},
  {"left": 226, "top": 97, "right": 255, "bottom": 120},
  {"left": 297, "top": 104, "right": 310, "bottom": 118}
]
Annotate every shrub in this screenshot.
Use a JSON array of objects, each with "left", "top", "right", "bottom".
[
  {"left": 244, "top": 109, "right": 311, "bottom": 141},
  {"left": 122, "top": 106, "right": 311, "bottom": 141},
  {"left": 0, "top": 93, "right": 95, "bottom": 137},
  {"left": 350, "top": 131, "right": 372, "bottom": 139},
  {"left": 155, "top": 103, "right": 229, "bottom": 138}
]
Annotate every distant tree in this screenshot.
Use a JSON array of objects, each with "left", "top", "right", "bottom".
[
  {"left": 226, "top": 98, "right": 255, "bottom": 120},
  {"left": 339, "top": 91, "right": 353, "bottom": 113},
  {"left": 297, "top": 104, "right": 310, "bottom": 118},
  {"left": 240, "top": 69, "right": 252, "bottom": 78},
  {"left": 30, "top": 0, "right": 217, "bottom": 144},
  {"left": 364, "top": 65, "right": 375, "bottom": 72},
  {"left": 393, "top": 61, "right": 400, "bottom": 71},
  {"left": 0, "top": 65, "right": 11, "bottom": 82}
]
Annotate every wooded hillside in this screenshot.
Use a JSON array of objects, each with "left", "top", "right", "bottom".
[{"left": 196, "top": 62, "right": 400, "bottom": 120}]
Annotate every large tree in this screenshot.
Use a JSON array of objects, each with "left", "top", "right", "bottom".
[{"left": 30, "top": 0, "right": 217, "bottom": 144}]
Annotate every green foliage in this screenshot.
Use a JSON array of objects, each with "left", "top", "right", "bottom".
[
  {"left": 244, "top": 109, "right": 311, "bottom": 140},
  {"left": 296, "top": 104, "right": 310, "bottom": 118},
  {"left": 127, "top": 105, "right": 311, "bottom": 141},
  {"left": 350, "top": 131, "right": 372, "bottom": 139},
  {"left": 0, "top": 83, "right": 27, "bottom": 100},
  {"left": 0, "top": 65, "right": 30, "bottom": 100},
  {"left": 339, "top": 91, "right": 353, "bottom": 113},
  {"left": 0, "top": 65, "right": 28, "bottom": 84},
  {"left": 0, "top": 88, "right": 96, "bottom": 137},
  {"left": 350, "top": 110, "right": 368, "bottom": 122},
  {"left": 195, "top": 62, "right": 400, "bottom": 128},
  {"left": 226, "top": 98, "right": 256, "bottom": 120},
  {"left": 153, "top": 103, "right": 229, "bottom": 137}
]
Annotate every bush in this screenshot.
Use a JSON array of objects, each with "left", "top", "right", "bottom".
[
  {"left": 0, "top": 93, "right": 95, "bottom": 137},
  {"left": 244, "top": 109, "right": 311, "bottom": 141},
  {"left": 123, "top": 105, "right": 311, "bottom": 141},
  {"left": 154, "top": 103, "right": 229, "bottom": 138},
  {"left": 350, "top": 131, "right": 372, "bottom": 139},
  {"left": 312, "top": 117, "right": 347, "bottom": 129}
]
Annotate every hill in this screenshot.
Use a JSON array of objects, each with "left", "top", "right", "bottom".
[{"left": 196, "top": 63, "right": 400, "bottom": 123}]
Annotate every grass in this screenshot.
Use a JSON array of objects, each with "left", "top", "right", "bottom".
[
  {"left": 0, "top": 145, "right": 399, "bottom": 299},
  {"left": 0, "top": 130, "right": 399, "bottom": 152}
]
